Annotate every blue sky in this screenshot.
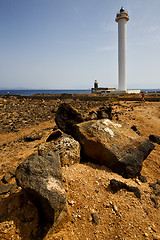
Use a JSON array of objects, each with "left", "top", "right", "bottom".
[{"left": 0, "top": 0, "right": 160, "bottom": 89}]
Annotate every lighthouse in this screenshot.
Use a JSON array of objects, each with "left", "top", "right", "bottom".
[
  {"left": 91, "top": 8, "right": 140, "bottom": 94},
  {"left": 115, "top": 7, "right": 129, "bottom": 91}
]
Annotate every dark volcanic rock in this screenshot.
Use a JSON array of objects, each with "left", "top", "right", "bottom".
[
  {"left": 91, "top": 212, "right": 99, "bottom": 225},
  {"left": 150, "top": 196, "right": 159, "bottom": 208},
  {"left": 74, "top": 119, "right": 155, "bottom": 178},
  {"left": 157, "top": 179, "right": 160, "bottom": 185},
  {"left": 85, "top": 110, "right": 97, "bottom": 121},
  {"left": 85, "top": 105, "right": 113, "bottom": 121},
  {"left": 1, "top": 170, "right": 15, "bottom": 184},
  {"left": 55, "top": 103, "right": 84, "bottom": 135},
  {"left": 46, "top": 129, "right": 63, "bottom": 142},
  {"left": 149, "top": 182, "right": 160, "bottom": 196},
  {"left": 112, "top": 139, "right": 153, "bottom": 179},
  {"left": 149, "top": 135, "right": 160, "bottom": 145},
  {"left": 110, "top": 179, "right": 127, "bottom": 192},
  {"left": 97, "top": 109, "right": 109, "bottom": 120},
  {"left": 110, "top": 179, "right": 141, "bottom": 199},
  {"left": 131, "top": 125, "right": 141, "bottom": 135},
  {"left": 0, "top": 183, "right": 12, "bottom": 195},
  {"left": 97, "top": 105, "right": 112, "bottom": 120},
  {"left": 16, "top": 151, "right": 68, "bottom": 230},
  {"left": 138, "top": 174, "right": 147, "bottom": 183},
  {"left": 45, "top": 133, "right": 81, "bottom": 167},
  {"left": 24, "top": 131, "right": 43, "bottom": 142}
]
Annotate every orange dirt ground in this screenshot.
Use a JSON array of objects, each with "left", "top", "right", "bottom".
[{"left": 0, "top": 97, "right": 159, "bottom": 240}]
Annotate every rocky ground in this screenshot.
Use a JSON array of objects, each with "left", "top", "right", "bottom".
[{"left": 0, "top": 95, "right": 160, "bottom": 240}]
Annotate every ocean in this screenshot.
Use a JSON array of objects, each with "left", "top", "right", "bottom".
[
  {"left": 0, "top": 89, "right": 159, "bottom": 96},
  {"left": 0, "top": 89, "right": 91, "bottom": 96}
]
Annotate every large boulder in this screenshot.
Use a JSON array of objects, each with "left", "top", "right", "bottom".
[
  {"left": 73, "top": 119, "right": 155, "bottom": 178},
  {"left": 16, "top": 151, "right": 68, "bottom": 231},
  {"left": 55, "top": 103, "right": 84, "bottom": 135},
  {"left": 85, "top": 105, "right": 113, "bottom": 121},
  {"left": 45, "top": 132, "right": 81, "bottom": 167},
  {"left": 97, "top": 105, "right": 113, "bottom": 120},
  {"left": 52, "top": 135, "right": 80, "bottom": 167}
]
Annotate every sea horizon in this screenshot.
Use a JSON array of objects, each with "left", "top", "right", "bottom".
[{"left": 0, "top": 88, "right": 160, "bottom": 96}]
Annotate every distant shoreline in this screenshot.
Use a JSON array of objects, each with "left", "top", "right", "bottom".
[
  {"left": 0, "top": 88, "right": 160, "bottom": 97},
  {"left": 1, "top": 92, "right": 160, "bottom": 102}
]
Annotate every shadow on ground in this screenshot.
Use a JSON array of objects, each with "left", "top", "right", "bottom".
[{"left": 0, "top": 190, "right": 54, "bottom": 240}]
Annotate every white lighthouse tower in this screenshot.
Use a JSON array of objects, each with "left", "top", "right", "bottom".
[
  {"left": 115, "top": 7, "right": 129, "bottom": 91},
  {"left": 91, "top": 8, "right": 140, "bottom": 95}
]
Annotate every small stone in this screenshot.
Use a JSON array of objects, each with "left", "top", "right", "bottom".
[
  {"left": 68, "top": 200, "right": 75, "bottom": 206},
  {"left": 143, "top": 232, "right": 148, "bottom": 237},
  {"left": 24, "top": 131, "right": 42, "bottom": 142},
  {"left": 149, "top": 182, "right": 160, "bottom": 196},
  {"left": 110, "top": 179, "right": 141, "bottom": 198},
  {"left": 104, "top": 203, "right": 110, "bottom": 208},
  {"left": 157, "top": 179, "right": 160, "bottom": 185},
  {"left": 0, "top": 183, "right": 12, "bottom": 195},
  {"left": 2, "top": 171, "right": 13, "bottom": 183},
  {"left": 153, "top": 234, "right": 160, "bottom": 240},
  {"left": 113, "top": 204, "right": 118, "bottom": 212},
  {"left": 149, "top": 135, "right": 160, "bottom": 145},
  {"left": 90, "top": 209, "right": 95, "bottom": 214},
  {"left": 138, "top": 174, "right": 147, "bottom": 183},
  {"left": 131, "top": 125, "right": 141, "bottom": 135},
  {"left": 135, "top": 178, "right": 142, "bottom": 185},
  {"left": 38, "top": 145, "right": 46, "bottom": 155},
  {"left": 84, "top": 205, "right": 88, "bottom": 209},
  {"left": 92, "top": 212, "right": 99, "bottom": 225},
  {"left": 71, "top": 218, "right": 75, "bottom": 223},
  {"left": 88, "top": 216, "right": 92, "bottom": 222},
  {"left": 150, "top": 196, "right": 159, "bottom": 208}
]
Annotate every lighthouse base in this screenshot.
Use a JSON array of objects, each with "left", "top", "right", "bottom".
[
  {"left": 91, "top": 88, "right": 141, "bottom": 95},
  {"left": 112, "top": 90, "right": 141, "bottom": 94}
]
